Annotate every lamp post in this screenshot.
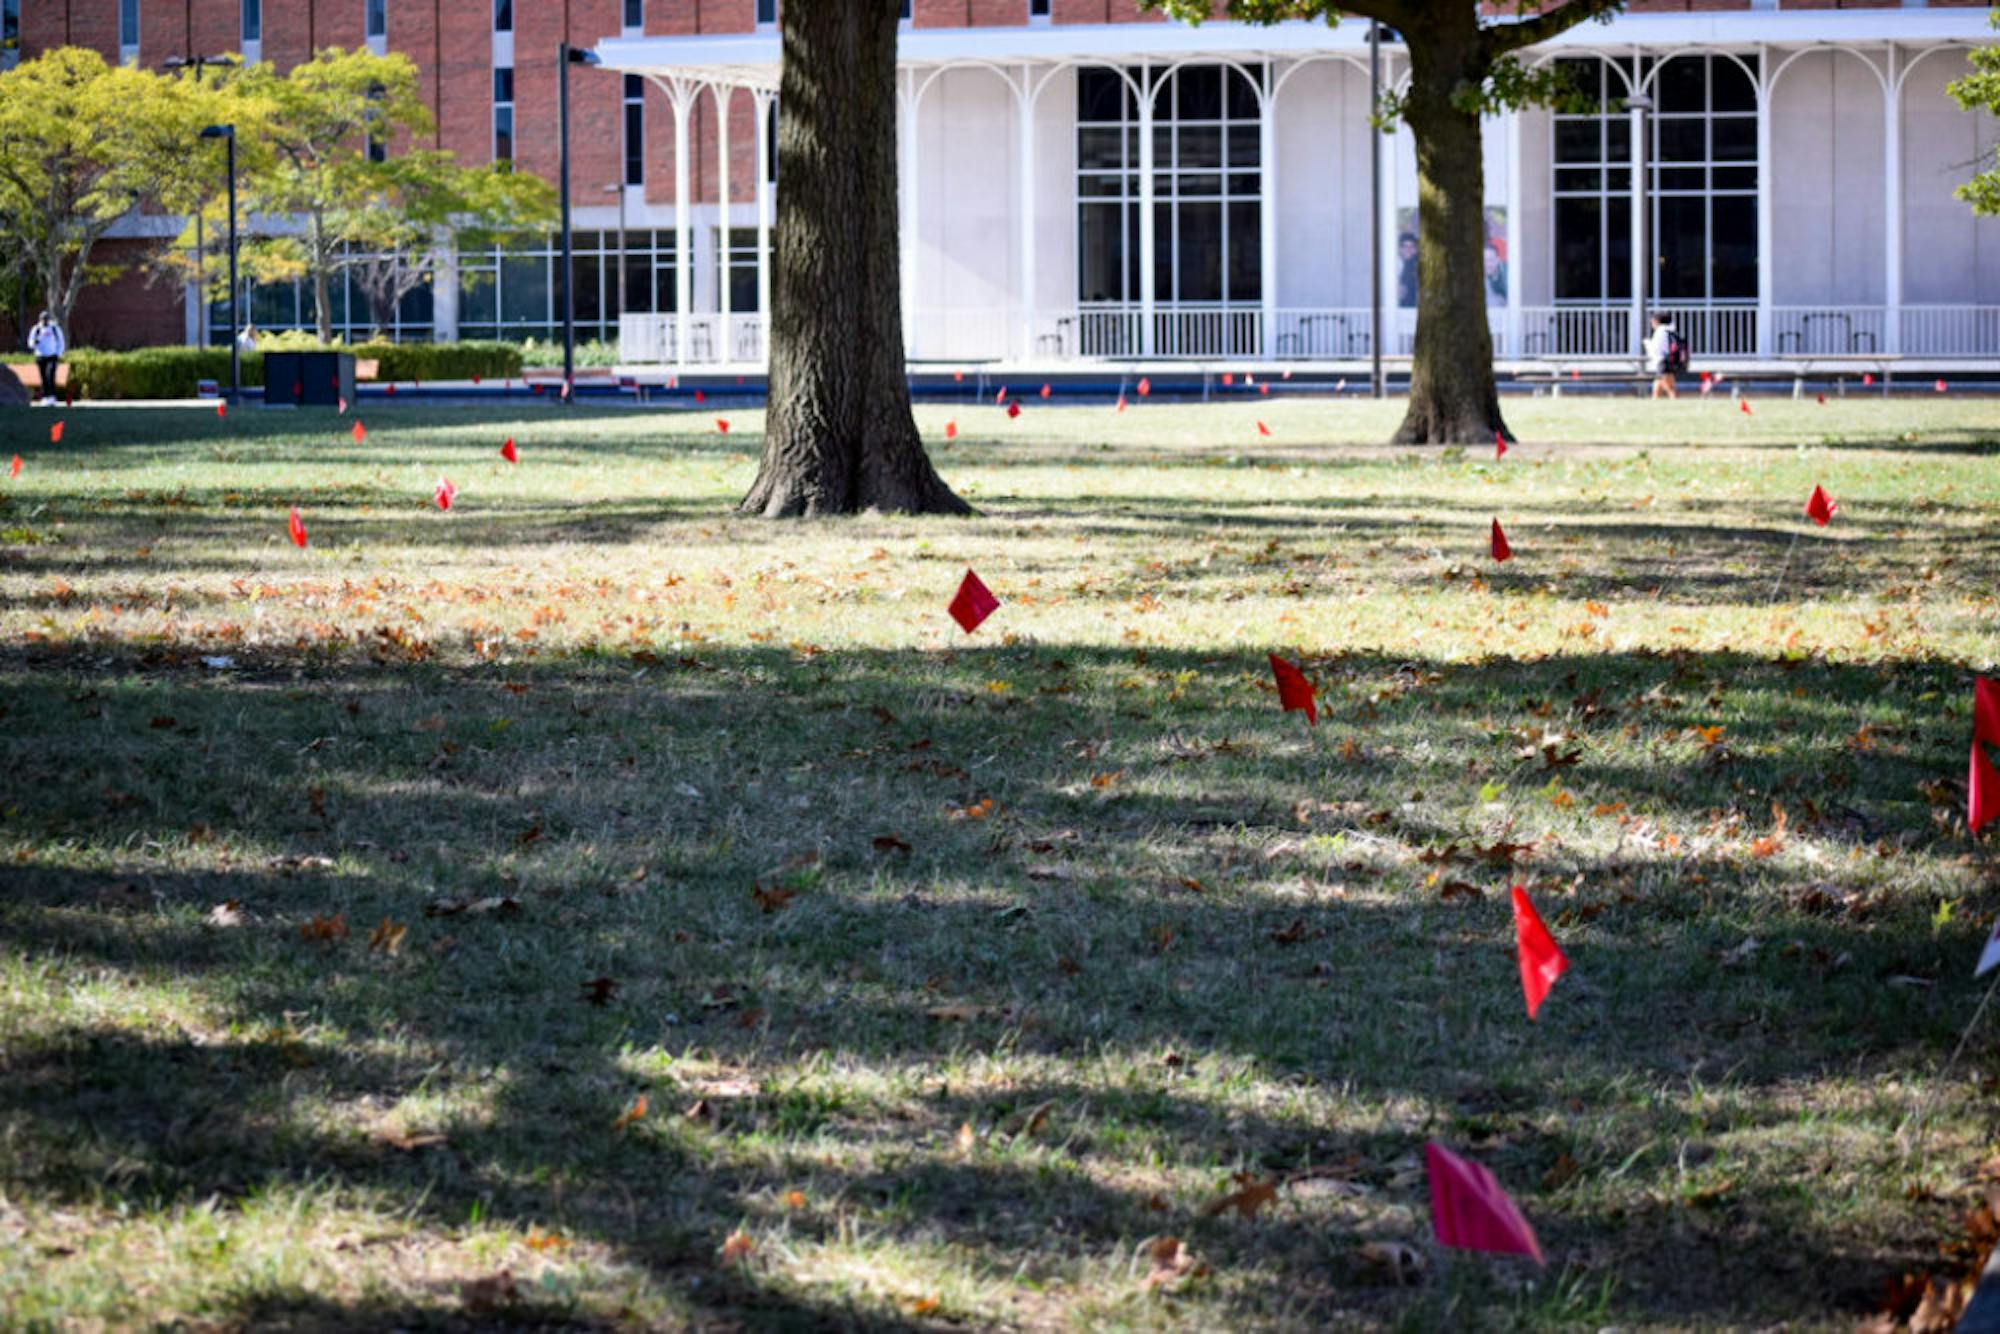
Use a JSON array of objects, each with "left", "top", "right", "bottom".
[
  {"left": 559, "top": 43, "right": 603, "bottom": 400},
  {"left": 163, "top": 55, "right": 240, "bottom": 349},
  {"left": 199, "top": 124, "right": 240, "bottom": 403},
  {"left": 604, "top": 182, "right": 627, "bottom": 343},
  {"left": 1627, "top": 93, "right": 1654, "bottom": 373}
]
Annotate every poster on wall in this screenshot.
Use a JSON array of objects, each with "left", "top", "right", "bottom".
[{"left": 1396, "top": 206, "right": 1509, "bottom": 308}]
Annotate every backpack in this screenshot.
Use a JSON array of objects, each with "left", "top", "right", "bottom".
[{"left": 1664, "top": 328, "right": 1690, "bottom": 373}]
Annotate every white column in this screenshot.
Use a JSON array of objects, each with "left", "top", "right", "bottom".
[
  {"left": 432, "top": 243, "right": 460, "bottom": 342},
  {"left": 1884, "top": 48, "right": 1903, "bottom": 354},
  {"left": 1017, "top": 67, "right": 1037, "bottom": 361},
  {"left": 716, "top": 84, "right": 732, "bottom": 356},
  {"left": 1505, "top": 107, "right": 1522, "bottom": 362},
  {"left": 1630, "top": 99, "right": 1646, "bottom": 361},
  {"left": 901, "top": 74, "right": 919, "bottom": 355},
  {"left": 1378, "top": 76, "right": 1398, "bottom": 358},
  {"left": 1258, "top": 66, "right": 1278, "bottom": 359},
  {"left": 1138, "top": 68, "right": 1156, "bottom": 357},
  {"left": 673, "top": 82, "right": 693, "bottom": 368},
  {"left": 755, "top": 89, "right": 774, "bottom": 363},
  {"left": 1755, "top": 45, "right": 1773, "bottom": 358}
]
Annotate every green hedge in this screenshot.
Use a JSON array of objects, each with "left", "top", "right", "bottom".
[{"left": 59, "top": 341, "right": 524, "bottom": 400}]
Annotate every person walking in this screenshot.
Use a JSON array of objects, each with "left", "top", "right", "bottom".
[
  {"left": 1644, "top": 313, "right": 1685, "bottom": 400},
  {"left": 27, "top": 311, "right": 66, "bottom": 406}
]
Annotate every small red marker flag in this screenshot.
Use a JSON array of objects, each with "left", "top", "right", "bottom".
[
  {"left": 50, "top": 421, "right": 64, "bottom": 444},
  {"left": 995, "top": 386, "right": 1008, "bottom": 405},
  {"left": 9, "top": 454, "right": 20, "bottom": 478},
  {"left": 1739, "top": 398, "right": 1753, "bottom": 416},
  {"left": 338, "top": 396, "right": 349, "bottom": 414},
  {"left": 561, "top": 379, "right": 573, "bottom": 400},
  {"left": 351, "top": 420, "right": 366, "bottom": 444},
  {"left": 952, "top": 370, "right": 964, "bottom": 383},
  {"left": 1268, "top": 653, "right": 1316, "bottom": 726},
  {"left": 1863, "top": 373, "right": 1875, "bottom": 387},
  {"left": 1817, "top": 392, "right": 1826, "bottom": 405},
  {"left": 1222, "top": 372, "right": 1234, "bottom": 387},
  {"left": 694, "top": 388, "right": 705, "bottom": 404},
  {"left": 288, "top": 506, "right": 308, "bottom": 548},
  {"left": 500, "top": 437, "right": 518, "bottom": 464},
  {"left": 217, "top": 401, "right": 227, "bottom": 419},
  {"left": 1259, "top": 383, "right": 1269, "bottom": 395},
  {"left": 1256, "top": 421, "right": 1272, "bottom": 437},
  {"left": 1512, "top": 885, "right": 1568, "bottom": 1019},
  {"left": 385, "top": 382, "right": 396, "bottom": 396},
  {"left": 1495, "top": 430, "right": 1508, "bottom": 459},
  {"left": 1972, "top": 740, "right": 2000, "bottom": 837},
  {"left": 1570, "top": 368, "right": 1580, "bottom": 381},
  {"left": 1006, "top": 401, "right": 1021, "bottom": 420},
  {"left": 944, "top": 420, "right": 958, "bottom": 440},
  {"left": 1136, "top": 377, "right": 1151, "bottom": 397},
  {"left": 1039, "top": 384, "right": 1051, "bottom": 399},
  {"left": 1936, "top": 379, "right": 1948, "bottom": 394},
  {"left": 1973, "top": 678, "right": 2000, "bottom": 748},
  {"left": 532, "top": 382, "right": 545, "bottom": 395},
  {"left": 1490, "top": 519, "right": 1512, "bottom": 563},
  {"left": 1804, "top": 484, "right": 1837, "bottom": 527},
  {"left": 1426, "top": 1142, "right": 1544, "bottom": 1265},
  {"left": 947, "top": 569, "right": 999, "bottom": 634},
  {"left": 1115, "top": 393, "right": 1127, "bottom": 413},
  {"left": 472, "top": 374, "right": 481, "bottom": 385},
  {"left": 716, "top": 418, "right": 731, "bottom": 434},
  {"left": 434, "top": 477, "right": 457, "bottom": 511}
]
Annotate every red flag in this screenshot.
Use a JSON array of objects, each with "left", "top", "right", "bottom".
[
  {"left": 944, "top": 421, "right": 957, "bottom": 440},
  {"left": 1863, "top": 373, "right": 1875, "bottom": 387},
  {"left": 1494, "top": 430, "right": 1508, "bottom": 459},
  {"left": 1222, "top": 372, "right": 1234, "bottom": 387},
  {"left": 351, "top": 420, "right": 366, "bottom": 444},
  {"left": 1259, "top": 383, "right": 1269, "bottom": 396},
  {"left": 1973, "top": 740, "right": 2000, "bottom": 837},
  {"left": 1804, "top": 485, "right": 1837, "bottom": 527},
  {"left": 1256, "top": 421, "right": 1272, "bottom": 437},
  {"left": 716, "top": 418, "right": 731, "bottom": 434},
  {"left": 288, "top": 506, "right": 308, "bottom": 548},
  {"left": 294, "top": 382, "right": 303, "bottom": 402},
  {"left": 1136, "top": 377, "right": 1151, "bottom": 397},
  {"left": 500, "top": 437, "right": 518, "bottom": 464},
  {"left": 694, "top": 388, "right": 705, "bottom": 404},
  {"left": 1699, "top": 371, "right": 1713, "bottom": 386},
  {"left": 1006, "top": 401, "right": 1021, "bottom": 420},
  {"left": 386, "top": 382, "right": 396, "bottom": 396},
  {"left": 338, "top": 396, "right": 348, "bottom": 414},
  {"left": 1739, "top": 399, "right": 1753, "bottom": 416},
  {"left": 1426, "top": 1142, "right": 1544, "bottom": 1265},
  {"left": 472, "top": 374, "right": 482, "bottom": 386},
  {"left": 1974, "top": 678, "right": 2000, "bottom": 748},
  {"left": 1490, "top": 519, "right": 1512, "bottom": 563},
  {"left": 8, "top": 454, "right": 20, "bottom": 478},
  {"left": 1039, "top": 384, "right": 1051, "bottom": 399},
  {"left": 560, "top": 378, "right": 573, "bottom": 400},
  {"left": 995, "top": 386, "right": 1008, "bottom": 405},
  {"left": 947, "top": 569, "right": 999, "bottom": 634},
  {"left": 65, "top": 388, "right": 73, "bottom": 407},
  {"left": 434, "top": 477, "right": 457, "bottom": 511},
  {"left": 50, "top": 421, "right": 63, "bottom": 444},
  {"left": 952, "top": 370, "right": 964, "bottom": 382},
  {"left": 533, "top": 382, "right": 545, "bottom": 395},
  {"left": 1936, "top": 379, "right": 1948, "bottom": 394},
  {"left": 1512, "top": 885, "right": 1568, "bottom": 1019},
  {"left": 217, "top": 401, "right": 227, "bottom": 419},
  {"left": 1268, "top": 653, "right": 1316, "bottom": 726},
  {"left": 1115, "top": 393, "right": 1127, "bottom": 413},
  {"left": 1816, "top": 392, "right": 1826, "bottom": 405},
  {"left": 1570, "top": 368, "right": 1580, "bottom": 381}
]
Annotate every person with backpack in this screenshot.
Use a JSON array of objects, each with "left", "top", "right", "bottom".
[
  {"left": 1645, "top": 313, "right": 1687, "bottom": 400},
  {"left": 27, "top": 311, "right": 66, "bottom": 407}
]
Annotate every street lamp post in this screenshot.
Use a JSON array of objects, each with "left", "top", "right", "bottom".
[
  {"left": 1627, "top": 94, "right": 1655, "bottom": 373},
  {"left": 558, "top": 43, "right": 603, "bottom": 400},
  {"left": 604, "top": 183, "right": 627, "bottom": 344},
  {"left": 164, "top": 55, "right": 240, "bottom": 349},
  {"left": 200, "top": 124, "right": 240, "bottom": 403}
]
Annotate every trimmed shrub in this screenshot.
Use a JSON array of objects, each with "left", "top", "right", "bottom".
[
  {"left": 351, "top": 341, "right": 523, "bottom": 382},
  {"left": 59, "top": 341, "right": 524, "bottom": 399}
]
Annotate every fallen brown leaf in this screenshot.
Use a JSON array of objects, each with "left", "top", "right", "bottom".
[
  {"left": 1204, "top": 1176, "right": 1280, "bottom": 1219},
  {"left": 613, "top": 1094, "right": 648, "bottom": 1132}
]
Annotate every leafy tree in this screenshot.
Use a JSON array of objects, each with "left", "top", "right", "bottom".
[
  {"left": 1948, "top": 13, "right": 2000, "bottom": 216},
  {"left": 0, "top": 47, "right": 221, "bottom": 335},
  {"left": 739, "top": 0, "right": 968, "bottom": 517},
  {"left": 1149, "top": 1, "right": 1621, "bottom": 445}
]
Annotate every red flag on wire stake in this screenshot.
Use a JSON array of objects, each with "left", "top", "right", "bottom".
[
  {"left": 716, "top": 419, "right": 731, "bottom": 434},
  {"left": 1864, "top": 373, "right": 1875, "bottom": 387},
  {"left": 1257, "top": 421, "right": 1272, "bottom": 437},
  {"left": 1222, "top": 372, "right": 1234, "bottom": 387},
  {"left": 1006, "top": 401, "right": 1022, "bottom": 420},
  {"left": 1495, "top": 430, "right": 1508, "bottom": 459},
  {"left": 338, "top": 396, "right": 348, "bottom": 414},
  {"left": 217, "top": 401, "right": 227, "bottom": 419},
  {"left": 385, "top": 382, "right": 396, "bottom": 397},
  {"left": 9, "top": 455, "right": 21, "bottom": 478},
  {"left": 1426, "top": 1142, "right": 1545, "bottom": 1265},
  {"left": 1136, "top": 377, "right": 1151, "bottom": 397},
  {"left": 1739, "top": 398, "right": 1753, "bottom": 416},
  {"left": 1936, "top": 379, "right": 1949, "bottom": 394},
  {"left": 1490, "top": 519, "right": 1512, "bottom": 563},
  {"left": 1512, "top": 885, "right": 1568, "bottom": 1019},
  {"left": 995, "top": 386, "right": 1008, "bottom": 405},
  {"left": 1115, "top": 393, "right": 1127, "bottom": 413},
  {"left": 1972, "top": 740, "right": 1999, "bottom": 838},
  {"left": 434, "top": 477, "right": 457, "bottom": 511},
  {"left": 1039, "top": 384, "right": 1051, "bottom": 399},
  {"left": 947, "top": 570, "right": 999, "bottom": 634},
  {"left": 694, "top": 388, "right": 704, "bottom": 404},
  {"left": 50, "top": 421, "right": 64, "bottom": 444},
  {"left": 1973, "top": 678, "right": 2000, "bottom": 748},
  {"left": 1804, "top": 485, "right": 1837, "bottom": 527},
  {"left": 288, "top": 507, "right": 308, "bottom": 548},
  {"left": 351, "top": 420, "right": 366, "bottom": 444},
  {"left": 1259, "top": 383, "right": 1270, "bottom": 395},
  {"left": 501, "top": 437, "right": 518, "bottom": 464},
  {"left": 472, "top": 374, "right": 481, "bottom": 386},
  {"left": 1268, "top": 654, "right": 1316, "bottom": 726}
]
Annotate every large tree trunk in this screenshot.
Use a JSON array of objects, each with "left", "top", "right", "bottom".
[
  {"left": 738, "top": 0, "right": 969, "bottom": 518},
  {"left": 1393, "top": 24, "right": 1513, "bottom": 447}
]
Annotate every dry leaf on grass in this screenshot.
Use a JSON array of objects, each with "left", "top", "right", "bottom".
[
  {"left": 300, "top": 912, "right": 348, "bottom": 943},
  {"left": 1140, "top": 1236, "right": 1202, "bottom": 1290},
  {"left": 206, "top": 900, "right": 248, "bottom": 927},
  {"left": 751, "top": 884, "right": 796, "bottom": 914},
  {"left": 372, "top": 1127, "right": 447, "bottom": 1152},
  {"left": 719, "top": 1231, "right": 756, "bottom": 1264},
  {"left": 613, "top": 1094, "right": 648, "bottom": 1132},
  {"left": 367, "top": 918, "right": 408, "bottom": 956},
  {"left": 423, "top": 895, "right": 520, "bottom": 918},
  {"left": 460, "top": 1270, "right": 517, "bottom": 1314},
  {"left": 580, "top": 976, "right": 620, "bottom": 1006},
  {"left": 925, "top": 1003, "right": 990, "bottom": 1022},
  {"left": 1204, "top": 1175, "right": 1280, "bottom": 1219}
]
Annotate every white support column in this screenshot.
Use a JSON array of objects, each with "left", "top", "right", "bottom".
[
  {"left": 1755, "top": 45, "right": 1773, "bottom": 358},
  {"left": 1017, "top": 66, "right": 1037, "bottom": 361},
  {"left": 716, "top": 84, "right": 732, "bottom": 355},
  {"left": 1505, "top": 107, "right": 1522, "bottom": 363},
  {"left": 432, "top": 243, "right": 460, "bottom": 342},
  {"left": 900, "top": 73, "right": 919, "bottom": 355},
  {"left": 755, "top": 89, "right": 774, "bottom": 360},
  {"left": 1378, "top": 73, "right": 1398, "bottom": 359},
  {"left": 1258, "top": 65, "right": 1278, "bottom": 360},
  {"left": 673, "top": 82, "right": 693, "bottom": 368},
  {"left": 1138, "top": 68, "right": 1156, "bottom": 357},
  {"left": 1884, "top": 47, "right": 1903, "bottom": 354},
  {"left": 1630, "top": 97, "right": 1646, "bottom": 361}
]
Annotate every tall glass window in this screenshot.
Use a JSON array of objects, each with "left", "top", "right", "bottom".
[
  {"left": 365, "top": 0, "right": 386, "bottom": 39},
  {"left": 5, "top": 0, "right": 23, "bottom": 65},
  {"left": 242, "top": 0, "right": 261, "bottom": 43},
  {"left": 623, "top": 75, "right": 644, "bottom": 187},
  {"left": 119, "top": 0, "right": 140, "bottom": 55},
  {"left": 623, "top": 0, "right": 642, "bottom": 29},
  {"left": 459, "top": 232, "right": 679, "bottom": 343},
  {"left": 493, "top": 0, "right": 510, "bottom": 31},
  {"left": 717, "top": 228, "right": 767, "bottom": 313},
  {"left": 1553, "top": 54, "right": 1758, "bottom": 306},
  {"left": 1076, "top": 64, "right": 1263, "bottom": 307},
  {"left": 756, "top": 0, "right": 776, "bottom": 25},
  {"left": 493, "top": 68, "right": 514, "bottom": 163}
]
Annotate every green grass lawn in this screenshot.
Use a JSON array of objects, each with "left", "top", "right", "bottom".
[{"left": 3, "top": 395, "right": 2000, "bottom": 1330}]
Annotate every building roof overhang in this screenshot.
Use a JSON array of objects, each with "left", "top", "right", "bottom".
[{"left": 591, "top": 9, "right": 1996, "bottom": 89}]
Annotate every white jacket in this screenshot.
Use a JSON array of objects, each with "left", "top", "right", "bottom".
[
  {"left": 29, "top": 323, "right": 65, "bottom": 358},
  {"left": 1643, "top": 325, "right": 1674, "bottom": 374}
]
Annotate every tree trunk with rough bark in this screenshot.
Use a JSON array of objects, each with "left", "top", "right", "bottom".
[
  {"left": 739, "top": 0, "right": 969, "bottom": 518},
  {"left": 1395, "top": 19, "right": 1512, "bottom": 446}
]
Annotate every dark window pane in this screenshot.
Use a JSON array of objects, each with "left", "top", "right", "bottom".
[
  {"left": 1710, "top": 56, "right": 1757, "bottom": 113},
  {"left": 1226, "top": 172, "right": 1258, "bottom": 194},
  {"left": 1554, "top": 167, "right": 1601, "bottom": 193},
  {"left": 1177, "top": 201, "right": 1221, "bottom": 301},
  {"left": 1226, "top": 200, "right": 1259, "bottom": 301},
  {"left": 1712, "top": 165, "right": 1757, "bottom": 191},
  {"left": 1078, "top": 68, "right": 1125, "bottom": 124},
  {"left": 1656, "top": 58, "right": 1705, "bottom": 115},
  {"left": 1710, "top": 195, "right": 1756, "bottom": 297},
  {"left": 1079, "top": 204, "right": 1125, "bottom": 303},
  {"left": 1658, "top": 167, "right": 1704, "bottom": 191},
  {"left": 494, "top": 0, "right": 510, "bottom": 30},
  {"left": 1175, "top": 66, "right": 1221, "bottom": 121},
  {"left": 1555, "top": 119, "right": 1599, "bottom": 164},
  {"left": 1227, "top": 126, "right": 1259, "bottom": 167},
  {"left": 625, "top": 103, "right": 644, "bottom": 184},
  {"left": 624, "top": 259, "right": 651, "bottom": 314},
  {"left": 1554, "top": 196, "right": 1602, "bottom": 301},
  {"left": 1711, "top": 116, "right": 1754, "bottom": 162},
  {"left": 572, "top": 256, "right": 601, "bottom": 326},
  {"left": 1177, "top": 173, "right": 1221, "bottom": 197},
  {"left": 1606, "top": 168, "right": 1629, "bottom": 192},
  {"left": 1154, "top": 202, "right": 1173, "bottom": 300},
  {"left": 1656, "top": 194, "right": 1706, "bottom": 300},
  {"left": 461, "top": 272, "right": 497, "bottom": 324},
  {"left": 730, "top": 266, "right": 758, "bottom": 313},
  {"left": 398, "top": 280, "right": 433, "bottom": 326},
  {"left": 1607, "top": 196, "right": 1631, "bottom": 298},
  {"left": 1078, "top": 174, "right": 1123, "bottom": 198},
  {"left": 501, "top": 254, "right": 549, "bottom": 324},
  {"left": 1606, "top": 117, "right": 1630, "bottom": 161},
  {"left": 494, "top": 68, "right": 513, "bottom": 101},
  {"left": 1658, "top": 117, "right": 1704, "bottom": 163},
  {"left": 1078, "top": 127, "right": 1126, "bottom": 169},
  {"left": 1225, "top": 66, "right": 1259, "bottom": 120},
  {"left": 1179, "top": 125, "right": 1222, "bottom": 170}
]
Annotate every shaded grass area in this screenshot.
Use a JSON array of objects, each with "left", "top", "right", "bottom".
[{"left": 3, "top": 397, "right": 2000, "bottom": 1329}]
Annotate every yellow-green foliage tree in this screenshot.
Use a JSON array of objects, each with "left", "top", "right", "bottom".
[
  {"left": 0, "top": 47, "right": 222, "bottom": 335},
  {"left": 1948, "top": 14, "right": 2000, "bottom": 216}
]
